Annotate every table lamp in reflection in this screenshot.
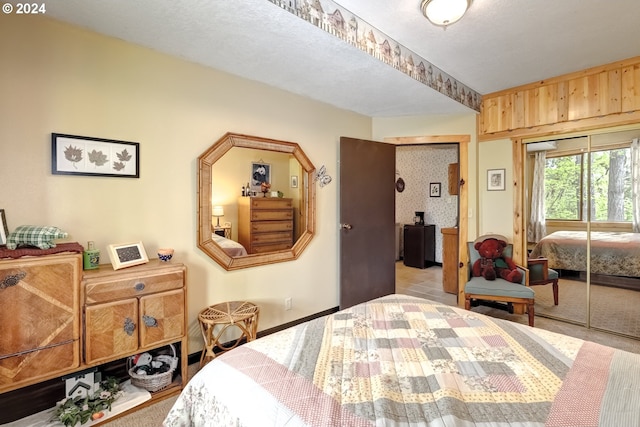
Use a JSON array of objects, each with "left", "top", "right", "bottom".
[{"left": 212, "top": 206, "right": 224, "bottom": 228}]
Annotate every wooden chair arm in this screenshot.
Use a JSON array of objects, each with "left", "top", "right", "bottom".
[{"left": 527, "top": 257, "right": 549, "bottom": 281}]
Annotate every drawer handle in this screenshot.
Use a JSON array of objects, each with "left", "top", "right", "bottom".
[
  {"left": 123, "top": 317, "right": 136, "bottom": 336},
  {"left": 134, "top": 282, "right": 145, "bottom": 291},
  {"left": 1, "top": 271, "right": 26, "bottom": 289},
  {"left": 142, "top": 315, "right": 158, "bottom": 327}
]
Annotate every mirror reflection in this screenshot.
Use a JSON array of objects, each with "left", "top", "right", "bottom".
[{"left": 198, "top": 133, "right": 315, "bottom": 270}]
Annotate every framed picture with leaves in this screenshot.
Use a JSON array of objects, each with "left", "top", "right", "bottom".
[{"left": 51, "top": 133, "right": 140, "bottom": 178}]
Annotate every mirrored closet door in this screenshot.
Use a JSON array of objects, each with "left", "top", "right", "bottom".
[{"left": 525, "top": 126, "right": 640, "bottom": 338}]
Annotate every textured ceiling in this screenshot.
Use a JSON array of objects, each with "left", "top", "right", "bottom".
[{"left": 42, "top": 0, "right": 640, "bottom": 117}]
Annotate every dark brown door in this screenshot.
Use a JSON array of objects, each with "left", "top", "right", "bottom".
[{"left": 339, "top": 137, "right": 396, "bottom": 309}]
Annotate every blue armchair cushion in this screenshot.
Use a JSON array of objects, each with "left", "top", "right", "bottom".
[{"left": 465, "top": 276, "right": 534, "bottom": 299}]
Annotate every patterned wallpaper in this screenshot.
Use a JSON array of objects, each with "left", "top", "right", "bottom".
[
  {"left": 268, "top": 0, "right": 481, "bottom": 111},
  {"left": 396, "top": 145, "right": 458, "bottom": 263}
]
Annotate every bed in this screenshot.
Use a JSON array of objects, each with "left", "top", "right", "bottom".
[
  {"left": 163, "top": 294, "right": 640, "bottom": 426},
  {"left": 212, "top": 233, "right": 247, "bottom": 257},
  {"left": 530, "top": 231, "right": 640, "bottom": 277}
]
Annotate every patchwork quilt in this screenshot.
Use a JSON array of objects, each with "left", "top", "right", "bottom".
[{"left": 164, "top": 294, "right": 640, "bottom": 427}]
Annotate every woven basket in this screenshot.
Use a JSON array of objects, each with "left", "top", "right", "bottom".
[{"left": 127, "top": 344, "right": 178, "bottom": 392}]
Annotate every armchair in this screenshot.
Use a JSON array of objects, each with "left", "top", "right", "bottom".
[
  {"left": 464, "top": 238, "right": 535, "bottom": 326},
  {"left": 527, "top": 257, "right": 559, "bottom": 305}
]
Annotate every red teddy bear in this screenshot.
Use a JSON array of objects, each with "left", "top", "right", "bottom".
[{"left": 472, "top": 237, "right": 523, "bottom": 283}]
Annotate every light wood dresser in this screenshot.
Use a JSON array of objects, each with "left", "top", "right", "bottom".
[
  {"left": 237, "top": 197, "right": 294, "bottom": 254},
  {"left": 0, "top": 254, "right": 187, "bottom": 423},
  {"left": 81, "top": 260, "right": 188, "bottom": 394}
]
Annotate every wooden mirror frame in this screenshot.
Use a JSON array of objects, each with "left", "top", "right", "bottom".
[{"left": 198, "top": 132, "right": 316, "bottom": 270}]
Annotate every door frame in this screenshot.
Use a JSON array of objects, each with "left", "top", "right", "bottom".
[{"left": 384, "top": 135, "right": 470, "bottom": 307}]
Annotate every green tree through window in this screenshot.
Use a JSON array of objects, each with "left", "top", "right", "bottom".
[{"left": 544, "top": 148, "right": 632, "bottom": 221}]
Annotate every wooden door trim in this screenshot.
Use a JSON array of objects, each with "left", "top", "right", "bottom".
[{"left": 384, "top": 135, "right": 469, "bottom": 307}]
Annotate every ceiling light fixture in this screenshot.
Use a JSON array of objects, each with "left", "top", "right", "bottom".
[{"left": 421, "top": 0, "right": 472, "bottom": 28}]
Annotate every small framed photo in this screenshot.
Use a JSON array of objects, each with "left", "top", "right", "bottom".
[
  {"left": 429, "top": 182, "right": 441, "bottom": 197},
  {"left": 107, "top": 241, "right": 149, "bottom": 270},
  {"left": 487, "top": 168, "right": 506, "bottom": 191},
  {"left": 52, "top": 133, "right": 140, "bottom": 178},
  {"left": 291, "top": 175, "right": 298, "bottom": 188},
  {"left": 0, "top": 209, "right": 8, "bottom": 246},
  {"left": 250, "top": 162, "right": 271, "bottom": 193}
]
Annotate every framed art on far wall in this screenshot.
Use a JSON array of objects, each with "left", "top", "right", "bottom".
[
  {"left": 250, "top": 162, "right": 271, "bottom": 193},
  {"left": 487, "top": 168, "right": 506, "bottom": 191},
  {"left": 0, "top": 209, "right": 8, "bottom": 246},
  {"left": 52, "top": 133, "right": 140, "bottom": 178},
  {"left": 429, "top": 182, "right": 441, "bottom": 197},
  {"left": 107, "top": 241, "right": 149, "bottom": 270}
]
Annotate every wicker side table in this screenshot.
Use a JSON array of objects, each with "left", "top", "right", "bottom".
[{"left": 198, "top": 301, "right": 259, "bottom": 367}]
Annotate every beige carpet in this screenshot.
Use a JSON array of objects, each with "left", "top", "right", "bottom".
[{"left": 534, "top": 278, "right": 640, "bottom": 337}]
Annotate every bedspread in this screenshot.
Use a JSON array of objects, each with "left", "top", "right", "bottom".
[
  {"left": 164, "top": 294, "right": 640, "bottom": 427},
  {"left": 530, "top": 231, "right": 640, "bottom": 277},
  {"left": 212, "top": 233, "right": 247, "bottom": 257}
]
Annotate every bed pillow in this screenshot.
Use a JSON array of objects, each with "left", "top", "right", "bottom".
[{"left": 6, "top": 225, "right": 68, "bottom": 250}]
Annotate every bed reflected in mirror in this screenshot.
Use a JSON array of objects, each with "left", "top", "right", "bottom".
[{"left": 197, "top": 133, "right": 315, "bottom": 270}]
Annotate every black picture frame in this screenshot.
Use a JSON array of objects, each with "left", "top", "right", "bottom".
[
  {"left": 52, "top": 133, "right": 140, "bottom": 178},
  {"left": 250, "top": 162, "right": 271, "bottom": 193},
  {"left": 430, "top": 182, "right": 441, "bottom": 197},
  {"left": 0, "top": 209, "right": 8, "bottom": 246}
]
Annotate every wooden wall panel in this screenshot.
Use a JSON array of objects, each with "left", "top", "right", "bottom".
[
  {"left": 622, "top": 64, "right": 640, "bottom": 111},
  {"left": 479, "top": 56, "right": 640, "bottom": 139}
]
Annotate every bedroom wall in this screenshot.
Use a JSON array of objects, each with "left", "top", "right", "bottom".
[
  {"left": 477, "top": 138, "right": 515, "bottom": 240},
  {"left": 372, "top": 115, "right": 478, "bottom": 240},
  {"left": 0, "top": 15, "right": 373, "bottom": 353},
  {"left": 396, "top": 145, "right": 458, "bottom": 263}
]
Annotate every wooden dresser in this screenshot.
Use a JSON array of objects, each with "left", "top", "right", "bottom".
[
  {"left": 81, "top": 260, "right": 188, "bottom": 395},
  {"left": 0, "top": 255, "right": 188, "bottom": 423},
  {"left": 237, "top": 197, "right": 294, "bottom": 254},
  {"left": 0, "top": 253, "right": 82, "bottom": 393}
]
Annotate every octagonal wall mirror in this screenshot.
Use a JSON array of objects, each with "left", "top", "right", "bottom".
[{"left": 198, "top": 133, "right": 316, "bottom": 270}]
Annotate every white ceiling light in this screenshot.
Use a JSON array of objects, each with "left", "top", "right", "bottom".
[{"left": 421, "top": 0, "right": 472, "bottom": 28}]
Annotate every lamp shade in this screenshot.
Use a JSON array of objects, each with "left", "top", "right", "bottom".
[
  {"left": 212, "top": 206, "right": 224, "bottom": 217},
  {"left": 421, "top": 0, "right": 471, "bottom": 27}
]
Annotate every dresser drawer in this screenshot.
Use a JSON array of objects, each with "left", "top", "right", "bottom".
[
  {"left": 250, "top": 209, "right": 293, "bottom": 221},
  {"left": 85, "top": 270, "right": 184, "bottom": 304},
  {"left": 250, "top": 198, "right": 292, "bottom": 209},
  {"left": 0, "top": 340, "right": 79, "bottom": 392},
  {"left": 251, "top": 231, "right": 293, "bottom": 245},
  {"left": 252, "top": 242, "right": 294, "bottom": 253},
  {"left": 251, "top": 220, "right": 293, "bottom": 233}
]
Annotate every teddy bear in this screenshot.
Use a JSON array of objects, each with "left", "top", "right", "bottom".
[{"left": 472, "top": 237, "right": 523, "bottom": 283}]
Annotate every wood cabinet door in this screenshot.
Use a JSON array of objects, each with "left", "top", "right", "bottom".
[
  {"left": 85, "top": 299, "right": 138, "bottom": 364},
  {"left": 0, "top": 254, "right": 81, "bottom": 391},
  {"left": 139, "top": 289, "right": 185, "bottom": 348}
]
